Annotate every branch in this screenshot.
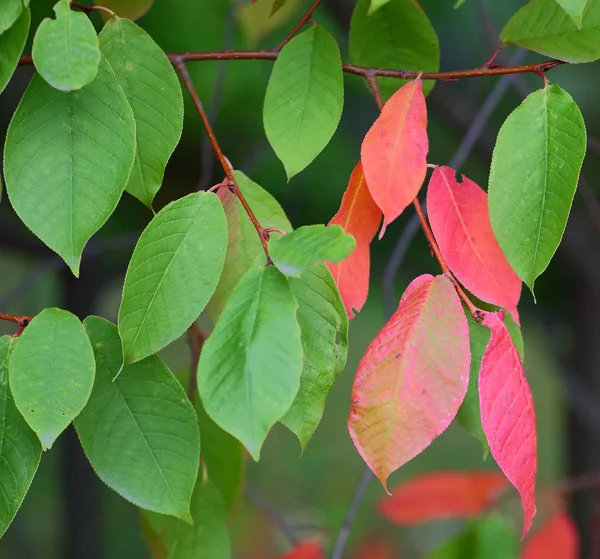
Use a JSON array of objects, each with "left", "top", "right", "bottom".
[
  {"left": 70, "top": 1, "right": 116, "bottom": 18},
  {"left": 18, "top": 53, "right": 566, "bottom": 83},
  {"left": 277, "top": 0, "right": 322, "bottom": 50},
  {"left": 172, "top": 59, "right": 272, "bottom": 265}
]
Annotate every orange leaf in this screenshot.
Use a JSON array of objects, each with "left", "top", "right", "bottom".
[
  {"left": 278, "top": 541, "right": 325, "bottom": 559},
  {"left": 355, "top": 536, "right": 397, "bottom": 559},
  {"left": 378, "top": 471, "right": 508, "bottom": 524},
  {"left": 361, "top": 79, "right": 428, "bottom": 238},
  {"left": 348, "top": 274, "right": 470, "bottom": 488},
  {"left": 327, "top": 162, "right": 382, "bottom": 318},
  {"left": 520, "top": 511, "right": 578, "bottom": 559},
  {"left": 480, "top": 312, "right": 537, "bottom": 538},
  {"left": 426, "top": 166, "right": 521, "bottom": 319}
]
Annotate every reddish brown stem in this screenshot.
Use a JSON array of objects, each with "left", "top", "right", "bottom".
[
  {"left": 18, "top": 53, "right": 565, "bottom": 83},
  {"left": 70, "top": 1, "right": 116, "bottom": 18},
  {"left": 173, "top": 59, "right": 272, "bottom": 265},
  {"left": 0, "top": 313, "right": 32, "bottom": 325},
  {"left": 277, "top": 0, "right": 322, "bottom": 50}
]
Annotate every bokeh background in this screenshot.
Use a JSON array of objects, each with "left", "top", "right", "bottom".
[{"left": 1, "top": 0, "right": 599, "bottom": 557}]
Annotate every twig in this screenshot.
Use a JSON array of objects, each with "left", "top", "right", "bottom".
[
  {"left": 277, "top": 0, "right": 322, "bottom": 50},
  {"left": 245, "top": 482, "right": 301, "bottom": 546},
  {"left": 18, "top": 53, "right": 566, "bottom": 83},
  {"left": 330, "top": 467, "right": 372, "bottom": 559},
  {"left": 70, "top": 1, "right": 116, "bottom": 18},
  {"left": 173, "top": 59, "right": 272, "bottom": 265}
]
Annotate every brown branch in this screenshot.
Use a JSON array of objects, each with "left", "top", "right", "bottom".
[
  {"left": 0, "top": 313, "right": 32, "bottom": 336},
  {"left": 18, "top": 52, "right": 566, "bottom": 83},
  {"left": 277, "top": 0, "right": 322, "bottom": 50},
  {"left": 172, "top": 59, "right": 272, "bottom": 265},
  {"left": 70, "top": 1, "right": 117, "bottom": 18}
]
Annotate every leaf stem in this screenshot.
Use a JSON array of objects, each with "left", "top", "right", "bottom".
[
  {"left": 173, "top": 59, "right": 272, "bottom": 265},
  {"left": 70, "top": 1, "right": 117, "bottom": 18},
  {"left": 277, "top": 0, "right": 322, "bottom": 50}
]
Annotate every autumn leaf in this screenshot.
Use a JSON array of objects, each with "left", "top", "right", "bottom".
[
  {"left": 479, "top": 312, "right": 537, "bottom": 538},
  {"left": 361, "top": 79, "right": 428, "bottom": 237},
  {"left": 355, "top": 535, "right": 398, "bottom": 559},
  {"left": 426, "top": 166, "right": 521, "bottom": 319},
  {"left": 278, "top": 541, "right": 325, "bottom": 559},
  {"left": 520, "top": 511, "right": 578, "bottom": 559},
  {"left": 327, "top": 162, "right": 382, "bottom": 318},
  {"left": 378, "top": 471, "right": 507, "bottom": 524},
  {"left": 348, "top": 274, "right": 470, "bottom": 488}
]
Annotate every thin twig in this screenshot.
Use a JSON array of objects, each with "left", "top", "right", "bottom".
[
  {"left": 0, "top": 313, "right": 31, "bottom": 325},
  {"left": 70, "top": 1, "right": 116, "bottom": 18},
  {"left": 330, "top": 467, "right": 372, "bottom": 559},
  {"left": 277, "top": 0, "right": 323, "bottom": 50},
  {"left": 173, "top": 60, "right": 272, "bottom": 264},
  {"left": 245, "top": 482, "right": 301, "bottom": 546}
]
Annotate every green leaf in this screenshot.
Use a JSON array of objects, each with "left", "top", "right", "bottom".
[
  {"left": 488, "top": 85, "right": 586, "bottom": 292},
  {"left": 99, "top": 18, "right": 183, "bottom": 208},
  {"left": 118, "top": 191, "right": 227, "bottom": 364},
  {"left": 207, "top": 171, "right": 292, "bottom": 322},
  {"left": 0, "top": 336, "right": 42, "bottom": 538},
  {"left": 271, "top": 0, "right": 287, "bottom": 16},
  {"left": 196, "top": 402, "right": 244, "bottom": 512},
  {"left": 95, "top": 0, "right": 155, "bottom": 20},
  {"left": 500, "top": 0, "right": 600, "bottom": 62},
  {"left": 198, "top": 266, "right": 303, "bottom": 460},
  {"left": 427, "top": 514, "right": 519, "bottom": 559},
  {"left": 145, "top": 477, "right": 231, "bottom": 559},
  {"left": 4, "top": 58, "right": 136, "bottom": 276},
  {"left": 368, "top": 0, "right": 391, "bottom": 14},
  {"left": 349, "top": 0, "right": 440, "bottom": 99},
  {"left": 75, "top": 317, "right": 199, "bottom": 522},
  {"left": 168, "top": 478, "right": 231, "bottom": 559},
  {"left": 0, "top": 0, "right": 24, "bottom": 35},
  {"left": 0, "top": 7, "right": 30, "bottom": 95},
  {"left": 263, "top": 26, "right": 344, "bottom": 179},
  {"left": 8, "top": 308, "right": 95, "bottom": 449},
  {"left": 269, "top": 224, "right": 356, "bottom": 278},
  {"left": 32, "top": 0, "right": 101, "bottom": 91},
  {"left": 281, "top": 262, "right": 349, "bottom": 449}
]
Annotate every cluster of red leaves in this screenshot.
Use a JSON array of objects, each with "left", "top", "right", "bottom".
[
  {"left": 328, "top": 79, "right": 538, "bottom": 537},
  {"left": 378, "top": 472, "right": 577, "bottom": 557}
]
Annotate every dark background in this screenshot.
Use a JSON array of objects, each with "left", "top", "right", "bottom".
[{"left": 1, "top": 0, "right": 599, "bottom": 557}]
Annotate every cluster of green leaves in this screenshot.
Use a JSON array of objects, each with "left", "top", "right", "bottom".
[{"left": 0, "top": 0, "right": 598, "bottom": 555}]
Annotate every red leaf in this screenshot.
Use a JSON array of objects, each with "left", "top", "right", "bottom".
[
  {"left": 426, "top": 166, "right": 521, "bottom": 318},
  {"left": 520, "top": 511, "right": 578, "bottom": 559},
  {"left": 479, "top": 312, "right": 537, "bottom": 538},
  {"left": 327, "top": 162, "right": 382, "bottom": 318},
  {"left": 360, "top": 79, "right": 428, "bottom": 238},
  {"left": 355, "top": 536, "right": 397, "bottom": 559},
  {"left": 378, "top": 471, "right": 508, "bottom": 525},
  {"left": 278, "top": 541, "right": 325, "bottom": 559},
  {"left": 348, "top": 274, "right": 470, "bottom": 488}
]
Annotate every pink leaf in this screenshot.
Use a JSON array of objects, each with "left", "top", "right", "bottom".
[
  {"left": 426, "top": 166, "right": 521, "bottom": 318},
  {"left": 348, "top": 274, "right": 470, "bottom": 488},
  {"left": 278, "top": 541, "right": 325, "bottom": 559},
  {"left": 520, "top": 511, "right": 578, "bottom": 559},
  {"left": 479, "top": 312, "right": 537, "bottom": 538},
  {"left": 327, "top": 162, "right": 382, "bottom": 318},
  {"left": 361, "top": 80, "right": 428, "bottom": 238},
  {"left": 378, "top": 470, "right": 508, "bottom": 525}
]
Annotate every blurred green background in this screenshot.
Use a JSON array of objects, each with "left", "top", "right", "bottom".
[{"left": 1, "top": 0, "right": 599, "bottom": 557}]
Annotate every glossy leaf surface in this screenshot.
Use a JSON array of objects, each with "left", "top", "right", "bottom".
[
  {"left": 208, "top": 171, "right": 292, "bottom": 322},
  {"left": 0, "top": 7, "right": 30, "bottom": 95},
  {"left": 269, "top": 224, "right": 356, "bottom": 278},
  {"left": 379, "top": 471, "right": 507, "bottom": 524},
  {"left": 282, "top": 262, "right": 349, "bottom": 448},
  {"left": 501, "top": 0, "right": 600, "bottom": 62},
  {"left": 479, "top": 312, "right": 537, "bottom": 538},
  {"left": 32, "top": 0, "right": 100, "bottom": 91},
  {"left": 361, "top": 79, "right": 428, "bottom": 236},
  {"left": 198, "top": 266, "right": 303, "bottom": 460},
  {"left": 119, "top": 192, "right": 227, "bottom": 364},
  {"left": 76, "top": 317, "right": 199, "bottom": 521},
  {"left": 4, "top": 60, "right": 136, "bottom": 275},
  {"left": 99, "top": 18, "right": 183, "bottom": 207},
  {"left": 427, "top": 166, "right": 521, "bottom": 315},
  {"left": 327, "top": 162, "right": 382, "bottom": 319},
  {"left": 0, "top": 0, "right": 24, "bottom": 35},
  {"left": 350, "top": 0, "right": 439, "bottom": 98},
  {"left": 9, "top": 308, "right": 95, "bottom": 449},
  {"left": 264, "top": 26, "right": 344, "bottom": 178},
  {"left": 348, "top": 274, "right": 470, "bottom": 487},
  {"left": 0, "top": 336, "right": 42, "bottom": 538},
  {"left": 488, "top": 85, "right": 586, "bottom": 292}
]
